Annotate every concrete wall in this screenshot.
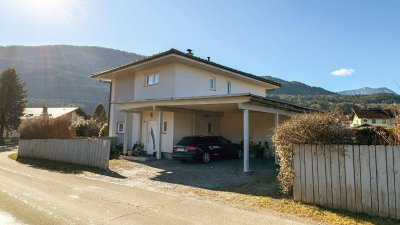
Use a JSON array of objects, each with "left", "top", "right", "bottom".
[
  {"left": 174, "top": 63, "right": 266, "bottom": 97},
  {"left": 134, "top": 64, "right": 176, "bottom": 101},
  {"left": 19, "top": 139, "right": 110, "bottom": 169}
]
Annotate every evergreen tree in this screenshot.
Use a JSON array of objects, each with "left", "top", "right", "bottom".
[
  {"left": 0, "top": 68, "right": 27, "bottom": 143},
  {"left": 93, "top": 103, "right": 107, "bottom": 123}
]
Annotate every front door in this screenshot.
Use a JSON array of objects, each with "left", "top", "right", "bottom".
[{"left": 146, "top": 121, "right": 158, "bottom": 155}]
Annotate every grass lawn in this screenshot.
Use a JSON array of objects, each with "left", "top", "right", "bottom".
[{"left": 192, "top": 175, "right": 400, "bottom": 225}]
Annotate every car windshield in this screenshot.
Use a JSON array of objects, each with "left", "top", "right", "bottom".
[{"left": 176, "top": 137, "right": 197, "bottom": 146}]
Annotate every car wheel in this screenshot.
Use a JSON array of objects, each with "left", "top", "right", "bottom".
[
  {"left": 201, "top": 152, "right": 211, "bottom": 163},
  {"left": 237, "top": 149, "right": 243, "bottom": 158}
]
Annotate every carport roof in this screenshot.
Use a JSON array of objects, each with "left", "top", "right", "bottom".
[{"left": 114, "top": 93, "right": 316, "bottom": 115}]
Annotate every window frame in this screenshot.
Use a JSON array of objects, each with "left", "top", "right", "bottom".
[
  {"left": 145, "top": 73, "right": 160, "bottom": 86},
  {"left": 372, "top": 119, "right": 376, "bottom": 124},
  {"left": 162, "top": 120, "right": 168, "bottom": 133},
  {"left": 382, "top": 119, "right": 387, "bottom": 124},
  {"left": 209, "top": 77, "right": 216, "bottom": 91},
  {"left": 117, "top": 122, "right": 125, "bottom": 134},
  {"left": 226, "top": 81, "right": 231, "bottom": 95}
]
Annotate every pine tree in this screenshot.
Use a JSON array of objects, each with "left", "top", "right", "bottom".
[
  {"left": 0, "top": 68, "right": 27, "bottom": 143},
  {"left": 93, "top": 103, "right": 107, "bottom": 123}
]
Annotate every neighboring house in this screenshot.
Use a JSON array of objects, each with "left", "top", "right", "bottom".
[
  {"left": 92, "top": 48, "right": 312, "bottom": 172},
  {"left": 5, "top": 106, "right": 86, "bottom": 140},
  {"left": 351, "top": 109, "right": 395, "bottom": 129}
]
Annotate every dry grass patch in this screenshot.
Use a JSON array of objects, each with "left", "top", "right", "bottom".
[{"left": 8, "top": 152, "right": 18, "bottom": 160}]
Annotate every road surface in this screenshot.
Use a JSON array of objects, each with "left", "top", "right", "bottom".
[{"left": 0, "top": 150, "right": 309, "bottom": 225}]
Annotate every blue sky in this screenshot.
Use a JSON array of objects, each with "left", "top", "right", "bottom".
[{"left": 1, "top": 0, "right": 399, "bottom": 93}]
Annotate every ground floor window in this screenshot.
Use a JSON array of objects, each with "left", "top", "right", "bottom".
[{"left": 117, "top": 122, "right": 125, "bottom": 133}]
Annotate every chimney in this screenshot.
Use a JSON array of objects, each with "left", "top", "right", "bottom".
[
  {"left": 42, "top": 105, "right": 49, "bottom": 119},
  {"left": 186, "top": 49, "right": 193, "bottom": 56}
]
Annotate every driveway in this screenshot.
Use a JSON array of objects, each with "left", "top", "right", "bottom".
[{"left": 0, "top": 150, "right": 312, "bottom": 225}]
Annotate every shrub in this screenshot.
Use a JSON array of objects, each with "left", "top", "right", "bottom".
[
  {"left": 99, "top": 123, "right": 109, "bottom": 137},
  {"left": 272, "top": 113, "right": 352, "bottom": 195},
  {"left": 72, "top": 117, "right": 102, "bottom": 137},
  {"left": 109, "top": 144, "right": 123, "bottom": 159},
  {"left": 19, "top": 116, "right": 75, "bottom": 139},
  {"left": 353, "top": 126, "right": 400, "bottom": 145}
]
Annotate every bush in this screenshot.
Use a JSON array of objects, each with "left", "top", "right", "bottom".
[
  {"left": 109, "top": 144, "right": 123, "bottom": 159},
  {"left": 72, "top": 118, "right": 102, "bottom": 137},
  {"left": 19, "top": 116, "right": 75, "bottom": 139},
  {"left": 354, "top": 126, "right": 400, "bottom": 145},
  {"left": 272, "top": 113, "right": 352, "bottom": 195},
  {"left": 99, "top": 123, "right": 109, "bottom": 137}
]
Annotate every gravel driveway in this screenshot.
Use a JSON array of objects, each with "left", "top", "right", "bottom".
[{"left": 80, "top": 157, "right": 279, "bottom": 198}]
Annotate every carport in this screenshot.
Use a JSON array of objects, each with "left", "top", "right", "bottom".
[{"left": 116, "top": 93, "right": 310, "bottom": 172}]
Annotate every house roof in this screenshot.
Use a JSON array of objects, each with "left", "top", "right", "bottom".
[
  {"left": 22, "top": 107, "right": 82, "bottom": 119},
  {"left": 91, "top": 48, "right": 281, "bottom": 87},
  {"left": 353, "top": 109, "right": 395, "bottom": 119}
]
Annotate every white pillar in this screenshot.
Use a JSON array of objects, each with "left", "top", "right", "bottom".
[
  {"left": 123, "top": 112, "right": 133, "bottom": 155},
  {"left": 192, "top": 113, "right": 196, "bottom": 135},
  {"left": 274, "top": 113, "right": 280, "bottom": 164},
  {"left": 243, "top": 109, "right": 250, "bottom": 172},
  {"left": 157, "top": 110, "right": 163, "bottom": 160}
]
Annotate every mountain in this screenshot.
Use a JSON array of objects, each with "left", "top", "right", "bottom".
[
  {"left": 0, "top": 45, "right": 144, "bottom": 113},
  {"left": 263, "top": 76, "right": 336, "bottom": 95},
  {"left": 338, "top": 87, "right": 398, "bottom": 96}
]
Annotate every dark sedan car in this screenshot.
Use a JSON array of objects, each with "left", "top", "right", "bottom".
[{"left": 172, "top": 136, "right": 243, "bottom": 163}]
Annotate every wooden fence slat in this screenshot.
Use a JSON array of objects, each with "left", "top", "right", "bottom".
[
  {"left": 369, "top": 145, "right": 379, "bottom": 216},
  {"left": 360, "top": 145, "right": 372, "bottom": 214},
  {"left": 312, "top": 145, "right": 320, "bottom": 205},
  {"left": 330, "top": 146, "right": 341, "bottom": 209},
  {"left": 376, "top": 145, "right": 389, "bottom": 217},
  {"left": 339, "top": 145, "right": 347, "bottom": 210},
  {"left": 325, "top": 145, "right": 333, "bottom": 207},
  {"left": 353, "top": 145, "right": 362, "bottom": 213},
  {"left": 386, "top": 146, "right": 396, "bottom": 218},
  {"left": 293, "top": 145, "right": 302, "bottom": 201},
  {"left": 304, "top": 145, "right": 314, "bottom": 204},
  {"left": 393, "top": 146, "right": 400, "bottom": 219},
  {"left": 300, "top": 145, "right": 307, "bottom": 202},
  {"left": 317, "top": 145, "right": 327, "bottom": 206},
  {"left": 345, "top": 145, "right": 356, "bottom": 212}
]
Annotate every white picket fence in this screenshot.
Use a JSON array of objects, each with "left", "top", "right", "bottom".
[
  {"left": 293, "top": 145, "right": 400, "bottom": 219},
  {"left": 19, "top": 139, "right": 110, "bottom": 169}
]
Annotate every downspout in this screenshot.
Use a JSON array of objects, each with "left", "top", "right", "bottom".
[{"left": 100, "top": 80, "right": 112, "bottom": 136}]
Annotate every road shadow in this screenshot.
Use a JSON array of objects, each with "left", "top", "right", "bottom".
[
  {"left": 15, "top": 155, "right": 126, "bottom": 179},
  {"left": 132, "top": 157, "right": 283, "bottom": 199}
]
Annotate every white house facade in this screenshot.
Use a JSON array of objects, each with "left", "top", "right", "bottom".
[{"left": 92, "top": 49, "right": 311, "bottom": 172}]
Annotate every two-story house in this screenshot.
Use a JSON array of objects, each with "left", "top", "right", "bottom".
[
  {"left": 92, "top": 49, "right": 311, "bottom": 172},
  {"left": 351, "top": 109, "right": 395, "bottom": 129}
]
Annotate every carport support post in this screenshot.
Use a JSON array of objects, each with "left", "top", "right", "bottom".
[
  {"left": 157, "top": 110, "right": 163, "bottom": 160},
  {"left": 243, "top": 109, "right": 250, "bottom": 173}
]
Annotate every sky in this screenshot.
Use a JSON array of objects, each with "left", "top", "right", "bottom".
[{"left": 1, "top": 0, "right": 399, "bottom": 93}]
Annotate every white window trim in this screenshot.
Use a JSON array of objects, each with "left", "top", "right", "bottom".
[
  {"left": 145, "top": 73, "right": 160, "bottom": 86},
  {"left": 162, "top": 120, "right": 168, "bottom": 133},
  {"left": 117, "top": 122, "right": 125, "bottom": 134},
  {"left": 209, "top": 77, "right": 216, "bottom": 91},
  {"left": 226, "top": 81, "right": 231, "bottom": 95}
]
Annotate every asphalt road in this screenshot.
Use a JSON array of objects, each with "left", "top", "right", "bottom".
[{"left": 0, "top": 150, "right": 308, "bottom": 225}]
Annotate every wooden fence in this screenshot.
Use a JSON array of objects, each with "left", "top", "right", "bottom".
[
  {"left": 293, "top": 145, "right": 400, "bottom": 219},
  {"left": 19, "top": 139, "right": 110, "bottom": 169}
]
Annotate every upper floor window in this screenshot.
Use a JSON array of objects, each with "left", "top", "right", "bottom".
[
  {"left": 363, "top": 119, "right": 368, "bottom": 123},
  {"left": 382, "top": 119, "right": 387, "bottom": 124},
  {"left": 226, "top": 81, "right": 231, "bottom": 95},
  {"left": 146, "top": 73, "right": 159, "bottom": 86},
  {"left": 372, "top": 119, "right": 376, "bottom": 124},
  {"left": 209, "top": 77, "right": 216, "bottom": 91}
]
